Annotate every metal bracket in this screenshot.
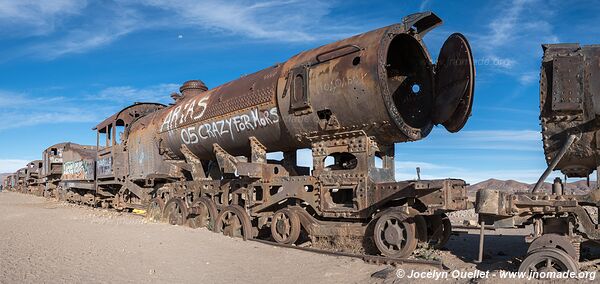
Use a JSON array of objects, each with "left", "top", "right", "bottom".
[
  {"left": 180, "top": 144, "right": 207, "bottom": 180},
  {"left": 213, "top": 143, "right": 238, "bottom": 175},
  {"left": 249, "top": 137, "right": 267, "bottom": 164}
]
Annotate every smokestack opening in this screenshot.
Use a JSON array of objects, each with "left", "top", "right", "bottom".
[{"left": 385, "top": 34, "right": 433, "bottom": 129}]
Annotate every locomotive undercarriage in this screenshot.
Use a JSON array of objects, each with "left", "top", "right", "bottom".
[
  {"left": 141, "top": 131, "right": 471, "bottom": 258},
  {"left": 477, "top": 182, "right": 600, "bottom": 272}
]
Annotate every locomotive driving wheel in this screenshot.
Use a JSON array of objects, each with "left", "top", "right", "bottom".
[
  {"left": 373, "top": 210, "right": 418, "bottom": 258},
  {"left": 162, "top": 197, "right": 189, "bottom": 226},
  {"left": 187, "top": 197, "right": 218, "bottom": 230},
  {"left": 518, "top": 248, "right": 578, "bottom": 274},
  {"left": 215, "top": 205, "right": 252, "bottom": 240},
  {"left": 270, "top": 208, "right": 301, "bottom": 244},
  {"left": 427, "top": 213, "right": 452, "bottom": 249},
  {"left": 146, "top": 197, "right": 165, "bottom": 222}
]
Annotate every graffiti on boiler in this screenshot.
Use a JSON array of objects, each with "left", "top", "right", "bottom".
[{"left": 180, "top": 107, "right": 279, "bottom": 144}]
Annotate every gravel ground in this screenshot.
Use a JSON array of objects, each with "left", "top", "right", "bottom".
[
  {"left": 1, "top": 191, "right": 597, "bottom": 283},
  {"left": 0, "top": 191, "right": 381, "bottom": 283}
]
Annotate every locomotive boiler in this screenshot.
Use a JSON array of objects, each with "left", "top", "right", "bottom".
[{"left": 155, "top": 13, "right": 474, "bottom": 160}]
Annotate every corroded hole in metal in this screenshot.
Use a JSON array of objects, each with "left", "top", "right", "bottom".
[
  {"left": 386, "top": 34, "right": 433, "bottom": 129},
  {"left": 323, "top": 152, "right": 358, "bottom": 170}
]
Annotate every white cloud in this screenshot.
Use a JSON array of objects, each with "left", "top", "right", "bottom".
[
  {"left": 419, "top": 0, "right": 432, "bottom": 12},
  {"left": 0, "top": 83, "right": 182, "bottom": 131},
  {"left": 459, "top": 130, "right": 539, "bottom": 142},
  {"left": 0, "top": 91, "right": 102, "bottom": 130},
  {"left": 138, "top": 0, "right": 338, "bottom": 42},
  {"left": 472, "top": 0, "right": 558, "bottom": 85},
  {"left": 405, "top": 129, "right": 542, "bottom": 151},
  {"left": 293, "top": 148, "right": 550, "bottom": 183},
  {"left": 483, "top": 0, "right": 530, "bottom": 48},
  {"left": 89, "top": 84, "right": 180, "bottom": 104},
  {"left": 0, "top": 0, "right": 88, "bottom": 36},
  {"left": 394, "top": 159, "right": 561, "bottom": 184},
  {"left": 0, "top": 110, "right": 101, "bottom": 131},
  {"left": 518, "top": 71, "right": 539, "bottom": 84},
  {"left": 27, "top": 6, "right": 143, "bottom": 59},
  {"left": 8, "top": 0, "right": 355, "bottom": 59},
  {"left": 0, "top": 159, "right": 30, "bottom": 173}
]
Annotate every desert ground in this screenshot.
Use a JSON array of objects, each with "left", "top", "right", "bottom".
[{"left": 0, "top": 191, "right": 597, "bottom": 283}]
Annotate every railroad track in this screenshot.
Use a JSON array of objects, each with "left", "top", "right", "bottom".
[{"left": 248, "top": 238, "right": 443, "bottom": 268}]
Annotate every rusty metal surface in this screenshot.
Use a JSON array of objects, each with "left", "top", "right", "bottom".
[{"left": 540, "top": 44, "right": 600, "bottom": 178}]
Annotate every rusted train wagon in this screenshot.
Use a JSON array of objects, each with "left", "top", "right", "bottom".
[
  {"left": 25, "top": 160, "right": 44, "bottom": 196},
  {"left": 11, "top": 12, "right": 475, "bottom": 259},
  {"left": 2, "top": 175, "right": 12, "bottom": 191},
  {"left": 15, "top": 168, "right": 29, "bottom": 193},
  {"left": 477, "top": 43, "right": 600, "bottom": 272},
  {"left": 7, "top": 174, "right": 17, "bottom": 191},
  {"left": 41, "top": 142, "right": 97, "bottom": 199}
]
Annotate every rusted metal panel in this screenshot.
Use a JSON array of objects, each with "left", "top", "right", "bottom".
[
  {"left": 540, "top": 44, "right": 600, "bottom": 178},
  {"left": 551, "top": 55, "right": 583, "bottom": 111},
  {"left": 96, "top": 156, "right": 112, "bottom": 178}
]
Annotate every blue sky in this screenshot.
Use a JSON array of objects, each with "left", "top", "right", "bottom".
[{"left": 0, "top": 0, "right": 599, "bottom": 184}]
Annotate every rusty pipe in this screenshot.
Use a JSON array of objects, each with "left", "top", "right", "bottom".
[{"left": 532, "top": 134, "right": 577, "bottom": 193}]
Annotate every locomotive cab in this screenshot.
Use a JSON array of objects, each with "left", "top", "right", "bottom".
[
  {"left": 93, "top": 102, "right": 165, "bottom": 208},
  {"left": 94, "top": 103, "right": 165, "bottom": 181}
]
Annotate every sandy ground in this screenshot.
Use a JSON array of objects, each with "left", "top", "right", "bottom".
[{"left": 0, "top": 191, "right": 597, "bottom": 283}]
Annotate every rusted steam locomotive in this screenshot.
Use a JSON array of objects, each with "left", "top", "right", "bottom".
[{"left": 3, "top": 12, "right": 475, "bottom": 258}]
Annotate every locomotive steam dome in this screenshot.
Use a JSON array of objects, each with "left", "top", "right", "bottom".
[{"left": 180, "top": 80, "right": 208, "bottom": 97}]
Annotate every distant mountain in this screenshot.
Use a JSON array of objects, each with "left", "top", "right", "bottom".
[{"left": 467, "top": 178, "right": 596, "bottom": 197}]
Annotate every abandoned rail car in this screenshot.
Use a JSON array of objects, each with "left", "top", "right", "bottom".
[
  {"left": 41, "top": 142, "right": 97, "bottom": 199},
  {"left": 24, "top": 160, "right": 44, "bottom": 196},
  {"left": 477, "top": 43, "right": 600, "bottom": 272}
]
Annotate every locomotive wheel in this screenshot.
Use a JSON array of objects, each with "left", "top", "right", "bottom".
[
  {"left": 162, "top": 198, "right": 189, "bottom": 226},
  {"left": 427, "top": 214, "right": 452, "bottom": 249},
  {"left": 270, "top": 208, "right": 301, "bottom": 244},
  {"left": 527, "top": 234, "right": 579, "bottom": 262},
  {"left": 373, "top": 211, "right": 417, "bottom": 258},
  {"left": 214, "top": 205, "right": 252, "bottom": 240},
  {"left": 146, "top": 198, "right": 165, "bottom": 222},
  {"left": 518, "top": 248, "right": 578, "bottom": 274},
  {"left": 187, "top": 197, "right": 218, "bottom": 230}
]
